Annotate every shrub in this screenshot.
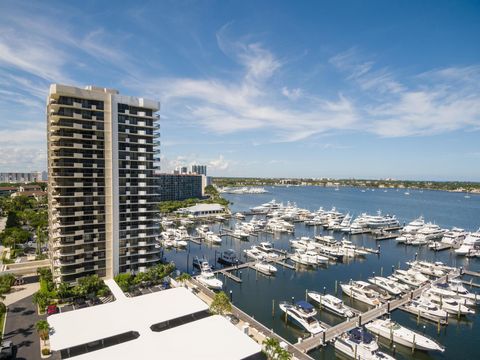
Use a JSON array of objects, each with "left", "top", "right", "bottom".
[{"left": 42, "top": 348, "right": 51, "bottom": 356}]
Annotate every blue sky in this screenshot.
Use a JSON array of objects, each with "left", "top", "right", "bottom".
[{"left": 0, "top": 0, "right": 479, "bottom": 180}]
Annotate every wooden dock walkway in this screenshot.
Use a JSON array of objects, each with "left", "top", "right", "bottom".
[
  {"left": 219, "top": 270, "right": 243, "bottom": 283},
  {"left": 296, "top": 275, "right": 449, "bottom": 353},
  {"left": 463, "top": 269, "right": 480, "bottom": 278}
]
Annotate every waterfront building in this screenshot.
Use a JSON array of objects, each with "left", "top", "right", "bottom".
[
  {"left": 47, "top": 84, "right": 161, "bottom": 283},
  {"left": 191, "top": 164, "right": 207, "bottom": 176},
  {"left": 156, "top": 173, "right": 203, "bottom": 201},
  {"left": 177, "top": 203, "right": 225, "bottom": 217},
  {"left": 0, "top": 171, "right": 42, "bottom": 183}
]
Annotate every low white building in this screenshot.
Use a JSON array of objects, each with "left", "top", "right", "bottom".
[
  {"left": 177, "top": 203, "right": 226, "bottom": 217},
  {"left": 48, "top": 283, "right": 262, "bottom": 359}
]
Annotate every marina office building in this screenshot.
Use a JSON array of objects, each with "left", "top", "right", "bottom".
[{"left": 47, "top": 84, "right": 161, "bottom": 283}]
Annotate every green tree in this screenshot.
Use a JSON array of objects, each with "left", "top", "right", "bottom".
[
  {"left": 262, "top": 337, "right": 292, "bottom": 360},
  {"left": 5, "top": 211, "right": 19, "bottom": 228},
  {"left": 0, "top": 227, "right": 30, "bottom": 249},
  {"left": 56, "top": 282, "right": 73, "bottom": 301},
  {"left": 204, "top": 185, "right": 219, "bottom": 197},
  {"left": 209, "top": 291, "right": 232, "bottom": 316},
  {"left": 176, "top": 273, "right": 191, "bottom": 282},
  {"left": 35, "top": 320, "right": 50, "bottom": 340},
  {"left": 33, "top": 291, "right": 51, "bottom": 311},
  {"left": 114, "top": 273, "right": 134, "bottom": 292},
  {"left": 74, "top": 275, "right": 108, "bottom": 298}
]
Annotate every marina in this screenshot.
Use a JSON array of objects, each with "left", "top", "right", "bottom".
[{"left": 162, "top": 186, "right": 480, "bottom": 359}]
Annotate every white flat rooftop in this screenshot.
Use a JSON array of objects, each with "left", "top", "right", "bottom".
[
  {"left": 71, "top": 315, "right": 262, "bottom": 360},
  {"left": 48, "top": 286, "right": 208, "bottom": 351},
  {"left": 181, "top": 203, "right": 225, "bottom": 212}
]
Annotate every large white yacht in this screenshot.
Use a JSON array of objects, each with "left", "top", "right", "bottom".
[
  {"left": 250, "top": 199, "right": 280, "bottom": 214},
  {"left": 334, "top": 328, "right": 395, "bottom": 360},
  {"left": 254, "top": 242, "right": 280, "bottom": 259},
  {"left": 307, "top": 292, "right": 354, "bottom": 318},
  {"left": 365, "top": 318, "right": 445, "bottom": 352},
  {"left": 290, "top": 237, "right": 316, "bottom": 251},
  {"left": 253, "top": 260, "right": 277, "bottom": 275},
  {"left": 279, "top": 301, "right": 325, "bottom": 335},
  {"left": 416, "top": 223, "right": 446, "bottom": 240},
  {"left": 421, "top": 290, "right": 474, "bottom": 315},
  {"left": 402, "top": 216, "right": 425, "bottom": 234},
  {"left": 455, "top": 230, "right": 480, "bottom": 256},
  {"left": 290, "top": 249, "right": 318, "bottom": 266},
  {"left": 432, "top": 227, "right": 467, "bottom": 249},
  {"left": 392, "top": 269, "right": 428, "bottom": 288},
  {"left": 362, "top": 211, "right": 400, "bottom": 229},
  {"left": 341, "top": 281, "right": 385, "bottom": 306}
]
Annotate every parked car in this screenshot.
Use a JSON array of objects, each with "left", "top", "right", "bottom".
[
  {"left": 47, "top": 305, "right": 59, "bottom": 315},
  {"left": 13, "top": 277, "right": 25, "bottom": 286}
]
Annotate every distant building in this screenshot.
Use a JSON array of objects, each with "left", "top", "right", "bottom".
[
  {"left": 191, "top": 164, "right": 207, "bottom": 176},
  {"left": 0, "top": 186, "right": 17, "bottom": 196},
  {"left": 156, "top": 174, "right": 203, "bottom": 202},
  {"left": 0, "top": 172, "right": 42, "bottom": 183},
  {"left": 177, "top": 203, "right": 225, "bottom": 217}
]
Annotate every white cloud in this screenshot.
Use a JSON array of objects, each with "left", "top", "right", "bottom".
[
  {"left": 208, "top": 155, "right": 230, "bottom": 171},
  {"left": 281, "top": 87, "right": 302, "bottom": 100}
]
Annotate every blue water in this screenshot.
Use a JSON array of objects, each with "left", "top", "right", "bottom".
[{"left": 163, "top": 186, "right": 480, "bottom": 360}]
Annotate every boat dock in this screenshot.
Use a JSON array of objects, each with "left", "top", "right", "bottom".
[{"left": 295, "top": 274, "right": 451, "bottom": 353}]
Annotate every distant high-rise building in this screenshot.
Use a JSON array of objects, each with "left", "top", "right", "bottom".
[
  {"left": 156, "top": 174, "right": 203, "bottom": 202},
  {"left": 191, "top": 164, "right": 207, "bottom": 176},
  {"left": 47, "top": 84, "right": 161, "bottom": 283},
  {"left": 0, "top": 172, "right": 42, "bottom": 183}
]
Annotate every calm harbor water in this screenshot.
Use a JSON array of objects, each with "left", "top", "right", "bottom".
[{"left": 163, "top": 186, "right": 480, "bottom": 360}]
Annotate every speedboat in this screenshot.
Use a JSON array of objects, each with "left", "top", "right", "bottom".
[
  {"left": 171, "top": 238, "right": 188, "bottom": 248},
  {"left": 404, "top": 298, "right": 448, "bottom": 320},
  {"left": 304, "top": 250, "right": 329, "bottom": 264},
  {"left": 428, "top": 283, "right": 476, "bottom": 306},
  {"left": 307, "top": 292, "right": 354, "bottom": 318},
  {"left": 290, "top": 249, "right": 317, "bottom": 266},
  {"left": 341, "top": 281, "right": 384, "bottom": 306},
  {"left": 196, "top": 270, "right": 223, "bottom": 290},
  {"left": 365, "top": 318, "right": 445, "bottom": 352},
  {"left": 447, "top": 279, "right": 479, "bottom": 303},
  {"left": 279, "top": 301, "right": 325, "bottom": 335},
  {"left": 204, "top": 231, "right": 222, "bottom": 244},
  {"left": 392, "top": 270, "right": 428, "bottom": 288},
  {"left": 407, "top": 260, "right": 452, "bottom": 277},
  {"left": 254, "top": 260, "right": 277, "bottom": 275},
  {"left": 217, "top": 249, "right": 239, "bottom": 266},
  {"left": 334, "top": 327, "right": 395, "bottom": 360},
  {"left": 255, "top": 242, "right": 279, "bottom": 259},
  {"left": 421, "top": 290, "right": 475, "bottom": 315},
  {"left": 290, "top": 237, "right": 316, "bottom": 251},
  {"left": 243, "top": 247, "right": 265, "bottom": 260},
  {"left": 368, "top": 276, "right": 404, "bottom": 296}
]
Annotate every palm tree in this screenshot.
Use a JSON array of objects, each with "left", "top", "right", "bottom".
[
  {"left": 35, "top": 320, "right": 50, "bottom": 340},
  {"left": 262, "top": 337, "right": 279, "bottom": 359}
]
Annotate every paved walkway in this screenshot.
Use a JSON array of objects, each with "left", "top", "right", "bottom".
[
  {"left": 104, "top": 279, "right": 126, "bottom": 301},
  {"left": 3, "top": 295, "right": 42, "bottom": 360},
  {"left": 4, "top": 283, "right": 39, "bottom": 306}
]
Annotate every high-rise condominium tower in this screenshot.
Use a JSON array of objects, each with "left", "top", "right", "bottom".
[{"left": 47, "top": 84, "right": 161, "bottom": 283}]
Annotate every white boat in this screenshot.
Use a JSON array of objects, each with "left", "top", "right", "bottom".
[
  {"left": 432, "top": 227, "right": 467, "bottom": 249},
  {"left": 171, "top": 238, "right": 188, "bottom": 248},
  {"left": 204, "top": 231, "right": 222, "bottom": 244},
  {"left": 428, "top": 283, "right": 476, "bottom": 306},
  {"left": 421, "top": 290, "right": 474, "bottom": 315},
  {"left": 404, "top": 298, "right": 448, "bottom": 320},
  {"left": 290, "top": 237, "right": 316, "bottom": 251},
  {"left": 290, "top": 249, "right": 317, "bottom": 266},
  {"left": 395, "top": 233, "right": 415, "bottom": 244},
  {"left": 195, "top": 224, "right": 210, "bottom": 238},
  {"left": 234, "top": 212, "right": 246, "bottom": 220},
  {"left": 447, "top": 279, "right": 479, "bottom": 303},
  {"left": 455, "top": 230, "right": 480, "bottom": 256},
  {"left": 392, "top": 270, "right": 427, "bottom": 288},
  {"left": 279, "top": 301, "right": 325, "bottom": 335},
  {"left": 341, "top": 281, "right": 384, "bottom": 306},
  {"left": 305, "top": 250, "right": 329, "bottom": 264},
  {"left": 340, "top": 240, "right": 369, "bottom": 256},
  {"left": 254, "top": 260, "right": 277, "bottom": 275},
  {"left": 255, "top": 242, "right": 279, "bottom": 259},
  {"left": 335, "top": 327, "right": 395, "bottom": 360},
  {"left": 365, "top": 318, "right": 445, "bottom": 352},
  {"left": 368, "top": 276, "right": 404, "bottom": 296},
  {"left": 307, "top": 292, "right": 354, "bottom": 318},
  {"left": 193, "top": 257, "right": 212, "bottom": 272},
  {"left": 232, "top": 228, "right": 250, "bottom": 239},
  {"left": 362, "top": 211, "right": 400, "bottom": 229},
  {"left": 409, "top": 234, "right": 429, "bottom": 246},
  {"left": 407, "top": 260, "right": 450, "bottom": 278},
  {"left": 402, "top": 217, "right": 425, "bottom": 234},
  {"left": 314, "top": 235, "right": 337, "bottom": 245},
  {"left": 196, "top": 270, "right": 223, "bottom": 290},
  {"left": 243, "top": 247, "right": 265, "bottom": 260},
  {"left": 416, "top": 223, "right": 446, "bottom": 240}
]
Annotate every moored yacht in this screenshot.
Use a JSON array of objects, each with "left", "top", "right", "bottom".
[
  {"left": 196, "top": 270, "right": 223, "bottom": 290},
  {"left": 404, "top": 298, "right": 448, "bottom": 320},
  {"left": 402, "top": 217, "right": 425, "bottom": 234},
  {"left": 334, "top": 327, "right": 395, "bottom": 360},
  {"left": 279, "top": 301, "right": 325, "bottom": 335},
  {"left": 254, "top": 260, "right": 277, "bottom": 275},
  {"left": 365, "top": 318, "right": 445, "bottom": 352},
  {"left": 204, "top": 231, "right": 222, "bottom": 244},
  {"left": 217, "top": 249, "right": 239, "bottom": 265},
  {"left": 307, "top": 292, "right": 354, "bottom": 318},
  {"left": 455, "top": 230, "right": 480, "bottom": 256},
  {"left": 416, "top": 223, "right": 446, "bottom": 240},
  {"left": 368, "top": 276, "right": 404, "bottom": 296},
  {"left": 341, "top": 281, "right": 385, "bottom": 306},
  {"left": 421, "top": 290, "right": 474, "bottom": 315}
]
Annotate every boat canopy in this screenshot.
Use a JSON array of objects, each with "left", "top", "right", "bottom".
[
  {"left": 349, "top": 328, "right": 374, "bottom": 344},
  {"left": 295, "top": 301, "right": 315, "bottom": 313}
]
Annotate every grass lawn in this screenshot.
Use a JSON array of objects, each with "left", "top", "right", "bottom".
[{"left": 0, "top": 311, "right": 6, "bottom": 339}]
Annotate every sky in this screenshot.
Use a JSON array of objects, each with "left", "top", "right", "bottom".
[{"left": 0, "top": 0, "right": 479, "bottom": 180}]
